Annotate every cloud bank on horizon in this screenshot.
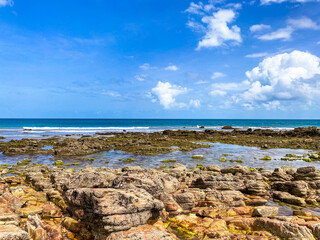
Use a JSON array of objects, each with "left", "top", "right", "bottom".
[{"left": 0, "top": 0, "right": 319, "bottom": 118}]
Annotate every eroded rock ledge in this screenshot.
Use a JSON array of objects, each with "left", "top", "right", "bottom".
[{"left": 1, "top": 164, "right": 320, "bottom": 239}]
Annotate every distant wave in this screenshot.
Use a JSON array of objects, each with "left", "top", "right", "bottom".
[{"left": 22, "top": 126, "right": 150, "bottom": 133}]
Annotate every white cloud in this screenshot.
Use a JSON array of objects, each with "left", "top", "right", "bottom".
[
  {"left": 185, "top": 2, "right": 205, "bottom": 15},
  {"left": 135, "top": 74, "right": 147, "bottom": 81},
  {"left": 211, "top": 80, "right": 250, "bottom": 92},
  {"left": 258, "top": 27, "right": 293, "bottom": 41},
  {"left": 211, "top": 72, "right": 226, "bottom": 79},
  {"left": 209, "top": 89, "right": 227, "bottom": 96},
  {"left": 233, "top": 50, "right": 320, "bottom": 110},
  {"left": 317, "top": 41, "right": 320, "bottom": 44},
  {"left": 197, "top": 9, "right": 242, "bottom": 49},
  {"left": 245, "top": 52, "right": 269, "bottom": 58},
  {"left": 189, "top": 99, "right": 201, "bottom": 108},
  {"left": 139, "top": 63, "right": 156, "bottom": 70},
  {"left": 151, "top": 81, "right": 188, "bottom": 109},
  {"left": 256, "top": 17, "right": 319, "bottom": 41},
  {"left": 261, "top": 0, "right": 320, "bottom": 4},
  {"left": 287, "top": 17, "right": 320, "bottom": 30},
  {"left": 0, "top": 0, "right": 13, "bottom": 7},
  {"left": 165, "top": 65, "right": 179, "bottom": 71},
  {"left": 250, "top": 24, "right": 271, "bottom": 32}
]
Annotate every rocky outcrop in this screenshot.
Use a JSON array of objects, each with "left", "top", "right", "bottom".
[{"left": 65, "top": 188, "right": 164, "bottom": 235}]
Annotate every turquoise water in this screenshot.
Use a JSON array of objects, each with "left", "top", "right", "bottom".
[{"left": 0, "top": 118, "right": 319, "bottom": 140}]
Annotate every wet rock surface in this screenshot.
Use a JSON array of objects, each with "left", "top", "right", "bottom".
[{"left": 3, "top": 161, "right": 320, "bottom": 239}]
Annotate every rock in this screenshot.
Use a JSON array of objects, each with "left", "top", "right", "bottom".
[
  {"left": 254, "top": 218, "right": 314, "bottom": 240},
  {"left": 112, "top": 170, "right": 180, "bottom": 198},
  {"left": 222, "top": 125, "right": 233, "bottom": 129},
  {"left": 50, "top": 170, "right": 116, "bottom": 191},
  {"left": 294, "top": 166, "right": 320, "bottom": 181},
  {"left": 25, "top": 214, "right": 64, "bottom": 240},
  {"left": 41, "top": 203, "right": 62, "bottom": 219},
  {"left": 205, "top": 190, "right": 246, "bottom": 202},
  {"left": 0, "top": 213, "right": 20, "bottom": 226},
  {"left": 252, "top": 206, "right": 278, "bottom": 217},
  {"left": 62, "top": 217, "right": 80, "bottom": 233},
  {"left": 0, "top": 225, "right": 30, "bottom": 240},
  {"left": 244, "top": 180, "right": 269, "bottom": 195},
  {"left": 204, "top": 165, "right": 221, "bottom": 172},
  {"left": 172, "top": 192, "right": 195, "bottom": 210},
  {"left": 106, "top": 224, "right": 176, "bottom": 240},
  {"left": 191, "top": 175, "right": 245, "bottom": 191},
  {"left": 272, "top": 181, "right": 309, "bottom": 197},
  {"left": 65, "top": 188, "right": 164, "bottom": 233},
  {"left": 16, "top": 206, "right": 43, "bottom": 218},
  {"left": 273, "top": 191, "right": 306, "bottom": 206},
  {"left": 280, "top": 165, "right": 297, "bottom": 175},
  {"left": 221, "top": 165, "right": 249, "bottom": 175}
]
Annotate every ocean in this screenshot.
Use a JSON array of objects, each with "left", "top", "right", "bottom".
[{"left": 0, "top": 118, "right": 320, "bottom": 140}]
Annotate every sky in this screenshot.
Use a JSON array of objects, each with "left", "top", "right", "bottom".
[{"left": 0, "top": 0, "right": 320, "bottom": 119}]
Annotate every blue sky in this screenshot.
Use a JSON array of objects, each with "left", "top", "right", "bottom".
[{"left": 0, "top": 0, "right": 320, "bottom": 118}]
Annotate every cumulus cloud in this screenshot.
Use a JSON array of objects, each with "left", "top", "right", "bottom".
[
  {"left": 151, "top": 81, "right": 188, "bottom": 109},
  {"left": 151, "top": 82, "right": 200, "bottom": 109},
  {"left": 211, "top": 72, "right": 226, "bottom": 79},
  {"left": 250, "top": 24, "right": 271, "bottom": 32},
  {"left": 224, "top": 51, "right": 320, "bottom": 110},
  {"left": 261, "top": 0, "right": 320, "bottom": 4},
  {"left": 0, "top": 0, "right": 13, "bottom": 7},
  {"left": 196, "top": 9, "right": 242, "bottom": 49},
  {"left": 186, "top": 2, "right": 242, "bottom": 49},
  {"left": 256, "top": 17, "right": 319, "bottom": 41},
  {"left": 165, "top": 65, "right": 179, "bottom": 71}
]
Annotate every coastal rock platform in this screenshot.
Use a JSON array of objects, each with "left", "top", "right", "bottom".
[{"left": 1, "top": 162, "right": 320, "bottom": 239}]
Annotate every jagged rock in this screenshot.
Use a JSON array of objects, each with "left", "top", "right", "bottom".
[
  {"left": 25, "top": 214, "right": 63, "bottom": 240},
  {"left": 65, "top": 188, "right": 164, "bottom": 233}
]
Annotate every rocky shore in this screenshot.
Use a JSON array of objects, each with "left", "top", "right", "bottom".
[
  {"left": 0, "top": 127, "right": 320, "bottom": 157},
  {"left": 1, "top": 163, "right": 320, "bottom": 239}
]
